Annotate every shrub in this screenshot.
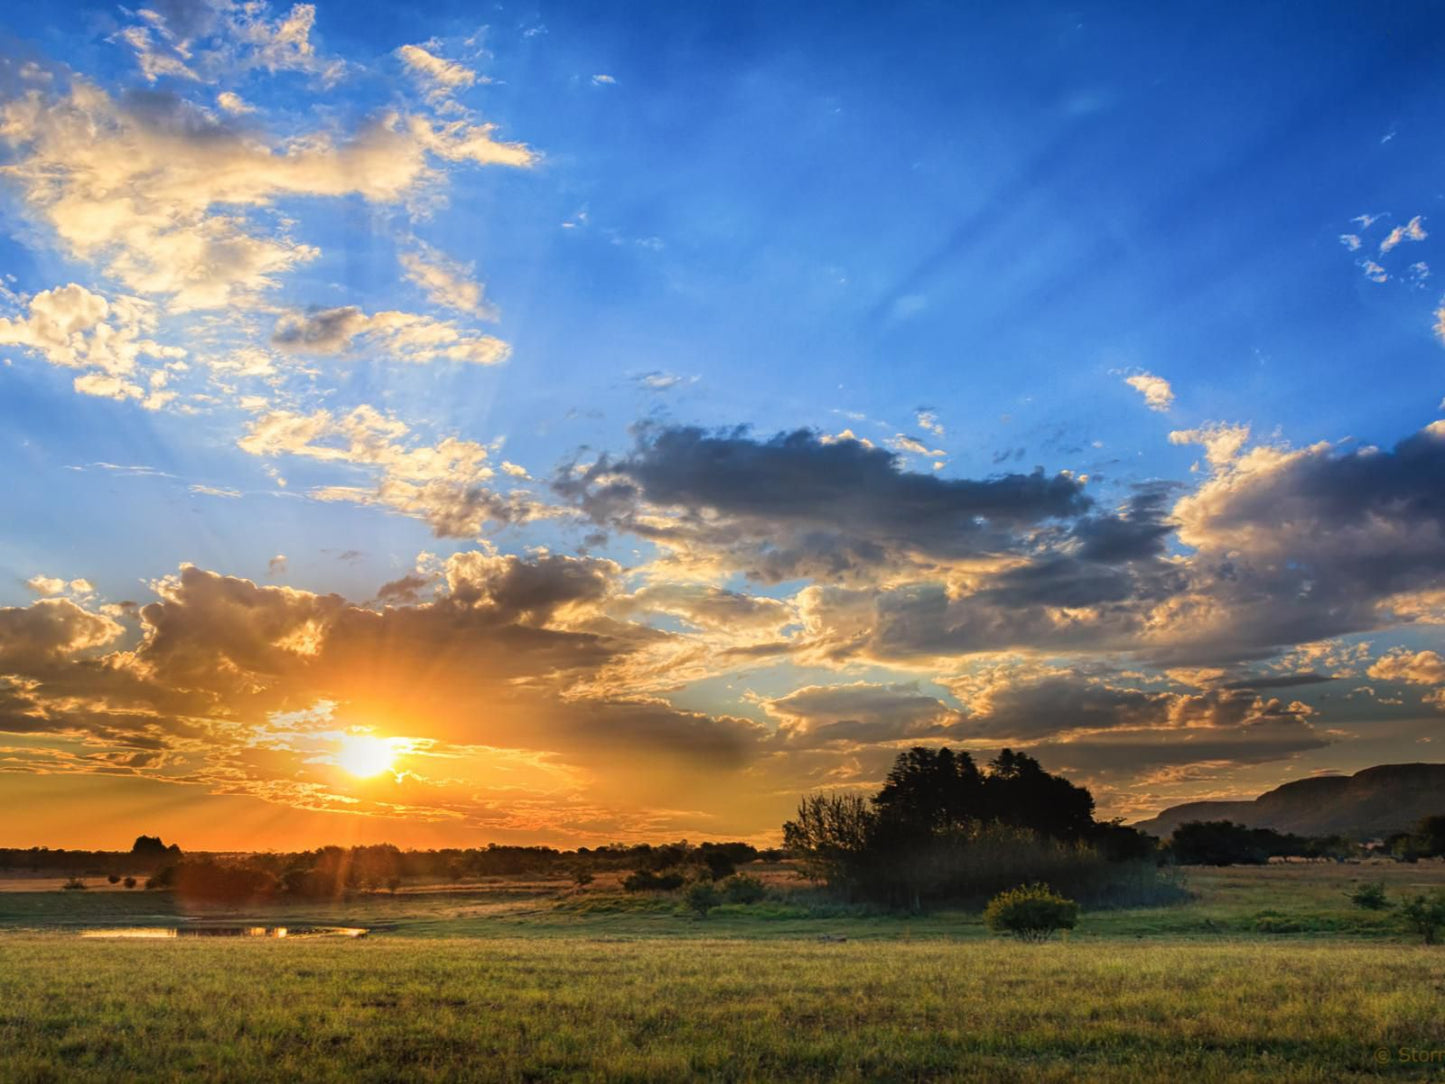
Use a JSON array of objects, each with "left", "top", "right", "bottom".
[
  {"left": 573, "top": 870, "right": 594, "bottom": 887},
  {"left": 685, "top": 879, "right": 720, "bottom": 918},
  {"left": 62, "top": 877, "right": 86, "bottom": 891},
  {"left": 1400, "top": 891, "right": 1445, "bottom": 945},
  {"left": 107, "top": 873, "right": 121, "bottom": 885},
  {"left": 983, "top": 883, "right": 1079, "bottom": 942},
  {"left": 122, "top": 876, "right": 137, "bottom": 889},
  {"left": 721, "top": 873, "right": 768, "bottom": 904},
  {"left": 1349, "top": 881, "right": 1389, "bottom": 911},
  {"left": 622, "top": 869, "right": 685, "bottom": 893}
]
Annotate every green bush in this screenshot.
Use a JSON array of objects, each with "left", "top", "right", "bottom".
[
  {"left": 685, "top": 880, "right": 720, "bottom": 918},
  {"left": 983, "top": 883, "right": 1079, "bottom": 942},
  {"left": 1348, "top": 881, "right": 1389, "bottom": 911},
  {"left": 721, "top": 873, "right": 767, "bottom": 904},
  {"left": 1399, "top": 890, "right": 1445, "bottom": 945}
]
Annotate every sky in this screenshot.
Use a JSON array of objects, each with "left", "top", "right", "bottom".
[{"left": 1, "top": 0, "right": 1443, "bottom": 851}]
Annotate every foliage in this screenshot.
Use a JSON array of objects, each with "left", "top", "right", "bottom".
[
  {"left": 784, "top": 746, "right": 1174, "bottom": 908},
  {"left": 684, "top": 880, "right": 720, "bottom": 918},
  {"left": 622, "top": 869, "right": 685, "bottom": 893},
  {"left": 122, "top": 876, "right": 137, "bottom": 890},
  {"left": 1348, "top": 881, "right": 1389, "bottom": 911},
  {"left": 1168, "top": 821, "right": 1289, "bottom": 866},
  {"left": 1399, "top": 890, "right": 1445, "bottom": 945},
  {"left": 61, "top": 877, "right": 86, "bottom": 891},
  {"left": 720, "top": 874, "right": 768, "bottom": 904},
  {"left": 573, "top": 870, "right": 594, "bottom": 887},
  {"left": 983, "top": 883, "right": 1079, "bottom": 942}
]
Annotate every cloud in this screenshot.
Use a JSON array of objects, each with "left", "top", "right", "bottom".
[
  {"left": 397, "top": 44, "right": 479, "bottom": 100},
  {"left": 916, "top": 410, "right": 945, "bottom": 436},
  {"left": 268, "top": 554, "right": 288, "bottom": 577},
  {"left": 189, "top": 484, "right": 241, "bottom": 498},
  {"left": 1124, "top": 371, "right": 1174, "bottom": 412},
  {"left": 0, "top": 80, "right": 532, "bottom": 310},
  {"left": 238, "top": 405, "right": 542, "bottom": 536},
  {"left": 1368, "top": 649, "right": 1445, "bottom": 686},
  {"left": 591, "top": 74, "right": 617, "bottom": 86},
  {"left": 559, "top": 425, "right": 1090, "bottom": 582},
  {"left": 397, "top": 242, "right": 495, "bottom": 318},
  {"left": 631, "top": 370, "right": 696, "bottom": 391},
  {"left": 1379, "top": 215, "right": 1426, "bottom": 254},
  {"left": 270, "top": 306, "right": 508, "bottom": 364},
  {"left": 215, "top": 91, "right": 255, "bottom": 115},
  {"left": 0, "top": 283, "right": 184, "bottom": 406},
  {"left": 763, "top": 681, "right": 963, "bottom": 748}
]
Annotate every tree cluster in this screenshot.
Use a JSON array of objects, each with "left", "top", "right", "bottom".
[{"left": 782, "top": 746, "right": 1160, "bottom": 908}]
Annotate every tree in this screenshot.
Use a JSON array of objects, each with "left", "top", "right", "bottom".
[
  {"left": 873, "top": 747, "right": 983, "bottom": 835},
  {"left": 782, "top": 793, "right": 874, "bottom": 891},
  {"left": 1414, "top": 815, "right": 1445, "bottom": 858},
  {"left": 984, "top": 749, "right": 1095, "bottom": 841},
  {"left": 1400, "top": 891, "right": 1445, "bottom": 945},
  {"left": 685, "top": 880, "right": 720, "bottom": 918}
]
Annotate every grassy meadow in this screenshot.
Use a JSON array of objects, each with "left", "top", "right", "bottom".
[{"left": 2, "top": 862, "right": 1444, "bottom": 1081}]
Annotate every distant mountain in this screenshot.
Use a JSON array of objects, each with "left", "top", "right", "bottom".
[{"left": 1132, "top": 763, "right": 1445, "bottom": 840}]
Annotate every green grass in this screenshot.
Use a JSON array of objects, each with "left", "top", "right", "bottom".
[
  {"left": 2, "top": 937, "right": 1443, "bottom": 1081},
  {"left": 3, "top": 863, "right": 1444, "bottom": 1080}
]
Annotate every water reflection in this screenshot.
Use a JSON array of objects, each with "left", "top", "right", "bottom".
[{"left": 79, "top": 926, "right": 367, "bottom": 939}]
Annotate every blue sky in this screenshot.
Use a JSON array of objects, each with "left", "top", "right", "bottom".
[{"left": 1, "top": 0, "right": 1443, "bottom": 848}]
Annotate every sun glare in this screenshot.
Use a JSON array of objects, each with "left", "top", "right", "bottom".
[{"left": 335, "top": 735, "right": 398, "bottom": 779}]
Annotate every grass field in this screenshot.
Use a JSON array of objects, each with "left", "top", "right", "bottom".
[{"left": 2, "top": 862, "right": 1444, "bottom": 1081}]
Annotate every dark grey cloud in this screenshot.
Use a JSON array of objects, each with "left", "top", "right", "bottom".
[{"left": 559, "top": 425, "right": 1090, "bottom": 581}]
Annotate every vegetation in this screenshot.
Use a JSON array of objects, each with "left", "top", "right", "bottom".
[
  {"left": 1348, "top": 881, "right": 1389, "bottom": 911},
  {"left": 1399, "top": 890, "right": 1445, "bottom": 945},
  {"left": 684, "top": 879, "right": 720, "bottom": 918},
  {"left": 982, "top": 883, "right": 1079, "bottom": 942},
  {"left": 1, "top": 936, "right": 1442, "bottom": 1082},
  {"left": 783, "top": 746, "right": 1172, "bottom": 908}
]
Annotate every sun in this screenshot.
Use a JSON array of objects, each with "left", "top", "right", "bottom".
[{"left": 335, "top": 734, "right": 399, "bottom": 779}]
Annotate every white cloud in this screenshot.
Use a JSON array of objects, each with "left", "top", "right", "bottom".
[
  {"left": 0, "top": 283, "right": 185, "bottom": 402},
  {"left": 216, "top": 91, "right": 256, "bottom": 115},
  {"left": 0, "top": 82, "right": 533, "bottom": 311},
  {"left": 1124, "top": 371, "right": 1174, "bottom": 412},
  {"left": 398, "top": 242, "right": 494, "bottom": 318},
  {"left": 1380, "top": 215, "right": 1426, "bottom": 254},
  {"left": 916, "top": 410, "right": 944, "bottom": 436},
  {"left": 397, "top": 44, "right": 479, "bottom": 100},
  {"left": 592, "top": 74, "right": 616, "bottom": 86}
]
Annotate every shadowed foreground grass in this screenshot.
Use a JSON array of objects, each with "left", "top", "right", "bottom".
[{"left": 2, "top": 937, "right": 1443, "bottom": 1082}]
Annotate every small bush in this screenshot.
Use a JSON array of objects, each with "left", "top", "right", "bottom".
[
  {"left": 1348, "top": 881, "right": 1389, "bottom": 911},
  {"left": 62, "top": 877, "right": 87, "bottom": 891},
  {"left": 685, "top": 880, "right": 720, "bottom": 918},
  {"left": 721, "top": 873, "right": 767, "bottom": 904},
  {"left": 983, "top": 883, "right": 1078, "bottom": 942},
  {"left": 1400, "top": 891, "right": 1445, "bottom": 945},
  {"left": 573, "top": 870, "right": 594, "bottom": 887},
  {"left": 107, "top": 873, "right": 121, "bottom": 885},
  {"left": 122, "top": 876, "right": 137, "bottom": 890},
  {"left": 622, "top": 869, "right": 685, "bottom": 893}
]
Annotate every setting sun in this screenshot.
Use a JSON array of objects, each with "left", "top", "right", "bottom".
[{"left": 335, "top": 735, "right": 399, "bottom": 779}]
